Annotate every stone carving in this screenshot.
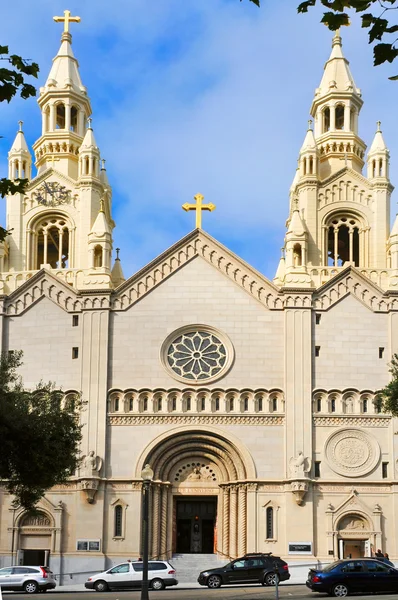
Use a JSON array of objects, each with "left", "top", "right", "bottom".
[
  {"left": 290, "top": 481, "right": 309, "bottom": 505},
  {"left": 314, "top": 416, "right": 389, "bottom": 427},
  {"left": 109, "top": 415, "right": 285, "bottom": 426},
  {"left": 289, "top": 452, "right": 311, "bottom": 478},
  {"left": 325, "top": 428, "right": 380, "bottom": 477},
  {"left": 339, "top": 516, "right": 366, "bottom": 530},
  {"left": 80, "top": 478, "right": 99, "bottom": 504},
  {"left": 345, "top": 398, "right": 354, "bottom": 413},
  {"left": 21, "top": 512, "right": 51, "bottom": 527},
  {"left": 187, "top": 466, "right": 202, "bottom": 480},
  {"left": 83, "top": 451, "right": 102, "bottom": 476}
]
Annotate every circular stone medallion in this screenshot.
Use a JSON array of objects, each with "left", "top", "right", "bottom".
[{"left": 325, "top": 428, "right": 380, "bottom": 477}]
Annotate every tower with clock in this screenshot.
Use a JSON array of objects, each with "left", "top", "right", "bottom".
[{"left": 4, "top": 14, "right": 119, "bottom": 290}]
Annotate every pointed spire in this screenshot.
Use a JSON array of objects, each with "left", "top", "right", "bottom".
[
  {"left": 111, "top": 248, "right": 126, "bottom": 288},
  {"left": 90, "top": 201, "right": 111, "bottom": 236},
  {"left": 287, "top": 206, "right": 307, "bottom": 236},
  {"left": 368, "top": 121, "right": 387, "bottom": 154},
  {"left": 274, "top": 248, "right": 286, "bottom": 286},
  {"left": 100, "top": 159, "right": 110, "bottom": 187},
  {"left": 390, "top": 214, "right": 398, "bottom": 238},
  {"left": 300, "top": 121, "right": 317, "bottom": 153},
  {"left": 10, "top": 121, "right": 29, "bottom": 153},
  {"left": 81, "top": 119, "right": 98, "bottom": 149},
  {"left": 314, "top": 30, "right": 360, "bottom": 100},
  {"left": 44, "top": 27, "right": 86, "bottom": 93}
]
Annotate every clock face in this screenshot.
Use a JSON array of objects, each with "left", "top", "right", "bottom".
[{"left": 34, "top": 181, "right": 72, "bottom": 207}]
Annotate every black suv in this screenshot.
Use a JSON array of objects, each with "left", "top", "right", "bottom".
[{"left": 197, "top": 553, "right": 290, "bottom": 589}]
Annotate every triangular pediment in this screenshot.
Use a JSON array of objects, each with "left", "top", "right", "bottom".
[
  {"left": 28, "top": 168, "right": 77, "bottom": 192},
  {"left": 4, "top": 268, "right": 81, "bottom": 316},
  {"left": 112, "top": 229, "right": 283, "bottom": 311},
  {"left": 320, "top": 166, "right": 370, "bottom": 189},
  {"left": 313, "top": 266, "right": 391, "bottom": 312}
]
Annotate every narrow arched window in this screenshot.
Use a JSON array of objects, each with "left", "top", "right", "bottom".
[
  {"left": 293, "top": 244, "right": 302, "bottom": 267},
  {"left": 215, "top": 397, "right": 220, "bottom": 412},
  {"left": 114, "top": 397, "right": 119, "bottom": 412},
  {"left": 243, "top": 397, "right": 248, "bottom": 412},
  {"left": 56, "top": 104, "right": 66, "bottom": 129},
  {"left": 331, "top": 398, "right": 336, "bottom": 413},
  {"left": 114, "top": 505, "right": 123, "bottom": 537},
  {"left": 323, "top": 108, "right": 330, "bottom": 133},
  {"left": 309, "top": 156, "right": 314, "bottom": 174},
  {"left": 266, "top": 507, "right": 274, "bottom": 539},
  {"left": 350, "top": 109, "right": 355, "bottom": 131},
  {"left": 94, "top": 245, "right": 103, "bottom": 268},
  {"left": 143, "top": 397, "right": 148, "bottom": 411},
  {"left": 85, "top": 156, "right": 90, "bottom": 175},
  {"left": 158, "top": 397, "right": 162, "bottom": 411},
  {"left": 362, "top": 398, "right": 368, "bottom": 413},
  {"left": 229, "top": 398, "right": 234, "bottom": 411},
  {"left": 201, "top": 397, "right": 205, "bottom": 411},
  {"left": 335, "top": 105, "right": 344, "bottom": 130},
  {"left": 272, "top": 397, "right": 278, "bottom": 412},
  {"left": 129, "top": 398, "right": 134, "bottom": 412},
  {"left": 258, "top": 397, "right": 263, "bottom": 412},
  {"left": 70, "top": 106, "right": 78, "bottom": 132},
  {"left": 317, "top": 398, "right": 322, "bottom": 412}
]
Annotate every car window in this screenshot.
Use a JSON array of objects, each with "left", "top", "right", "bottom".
[
  {"left": 366, "top": 561, "right": 390, "bottom": 573},
  {"left": 13, "top": 567, "right": 38, "bottom": 574},
  {"left": 132, "top": 563, "right": 143, "bottom": 572},
  {"left": 246, "top": 558, "right": 265, "bottom": 568},
  {"left": 109, "top": 563, "right": 130, "bottom": 574},
  {"left": 322, "top": 561, "right": 343, "bottom": 572},
  {"left": 148, "top": 562, "right": 167, "bottom": 571},
  {"left": 341, "top": 561, "right": 364, "bottom": 573},
  {"left": 232, "top": 560, "right": 246, "bottom": 569},
  {"left": 0, "top": 568, "right": 13, "bottom": 576}
]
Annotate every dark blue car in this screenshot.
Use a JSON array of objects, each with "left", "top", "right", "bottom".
[{"left": 306, "top": 559, "right": 398, "bottom": 597}]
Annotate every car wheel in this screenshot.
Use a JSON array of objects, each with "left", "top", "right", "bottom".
[
  {"left": 264, "top": 572, "right": 279, "bottom": 586},
  {"left": 24, "top": 580, "right": 39, "bottom": 594},
  {"left": 94, "top": 580, "right": 109, "bottom": 592},
  {"left": 151, "top": 578, "right": 165, "bottom": 591},
  {"left": 207, "top": 575, "right": 222, "bottom": 589},
  {"left": 332, "top": 583, "right": 349, "bottom": 597}
]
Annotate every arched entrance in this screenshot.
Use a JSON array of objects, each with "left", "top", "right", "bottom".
[
  {"left": 136, "top": 426, "right": 256, "bottom": 560},
  {"left": 337, "top": 514, "right": 373, "bottom": 559},
  {"left": 16, "top": 511, "right": 54, "bottom": 566}
]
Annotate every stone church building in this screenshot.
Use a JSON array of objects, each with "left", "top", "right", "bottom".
[{"left": 1, "top": 12, "right": 398, "bottom": 579}]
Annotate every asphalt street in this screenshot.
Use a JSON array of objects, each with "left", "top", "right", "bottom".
[{"left": 2, "top": 585, "right": 398, "bottom": 600}]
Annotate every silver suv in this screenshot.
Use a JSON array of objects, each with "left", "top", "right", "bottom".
[
  {"left": 85, "top": 560, "right": 178, "bottom": 592},
  {"left": 0, "top": 565, "right": 56, "bottom": 593}
]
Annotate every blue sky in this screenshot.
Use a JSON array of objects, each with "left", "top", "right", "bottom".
[{"left": 0, "top": 0, "right": 397, "bottom": 281}]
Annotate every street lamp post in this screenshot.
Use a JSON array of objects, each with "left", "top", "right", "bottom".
[{"left": 141, "top": 463, "right": 154, "bottom": 600}]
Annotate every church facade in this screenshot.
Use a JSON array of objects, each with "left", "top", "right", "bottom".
[{"left": 1, "top": 12, "right": 398, "bottom": 579}]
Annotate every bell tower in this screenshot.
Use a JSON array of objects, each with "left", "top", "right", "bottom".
[
  {"left": 276, "top": 31, "right": 394, "bottom": 289},
  {"left": 3, "top": 10, "right": 120, "bottom": 291}
]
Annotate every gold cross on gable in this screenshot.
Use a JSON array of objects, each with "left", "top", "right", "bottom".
[
  {"left": 53, "top": 9, "right": 81, "bottom": 33},
  {"left": 182, "top": 194, "right": 216, "bottom": 229}
]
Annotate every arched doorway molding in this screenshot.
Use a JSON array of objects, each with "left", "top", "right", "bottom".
[
  {"left": 134, "top": 426, "right": 256, "bottom": 560},
  {"left": 326, "top": 491, "right": 381, "bottom": 558},
  {"left": 9, "top": 499, "right": 63, "bottom": 569},
  {"left": 134, "top": 424, "right": 256, "bottom": 481}
]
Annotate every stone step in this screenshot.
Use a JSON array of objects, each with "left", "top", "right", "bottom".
[{"left": 171, "top": 553, "right": 227, "bottom": 583}]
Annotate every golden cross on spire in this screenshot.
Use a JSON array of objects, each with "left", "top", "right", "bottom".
[
  {"left": 182, "top": 194, "right": 216, "bottom": 229},
  {"left": 53, "top": 9, "right": 81, "bottom": 33}
]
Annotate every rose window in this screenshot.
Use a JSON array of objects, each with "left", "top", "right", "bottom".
[{"left": 167, "top": 330, "right": 227, "bottom": 381}]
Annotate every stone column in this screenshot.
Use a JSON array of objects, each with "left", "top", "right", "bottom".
[
  {"left": 229, "top": 485, "right": 238, "bottom": 558},
  {"left": 222, "top": 486, "right": 229, "bottom": 557},
  {"left": 160, "top": 484, "right": 169, "bottom": 559},
  {"left": 151, "top": 483, "right": 161, "bottom": 559},
  {"left": 246, "top": 483, "right": 257, "bottom": 551},
  {"left": 238, "top": 484, "right": 247, "bottom": 556}
]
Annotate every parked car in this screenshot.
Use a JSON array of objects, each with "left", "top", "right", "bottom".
[
  {"left": 197, "top": 552, "right": 290, "bottom": 589},
  {"left": 0, "top": 565, "right": 56, "bottom": 594},
  {"left": 306, "top": 558, "right": 398, "bottom": 597},
  {"left": 85, "top": 560, "right": 178, "bottom": 592}
]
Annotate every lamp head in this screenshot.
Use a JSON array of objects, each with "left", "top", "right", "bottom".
[{"left": 141, "top": 463, "right": 154, "bottom": 481}]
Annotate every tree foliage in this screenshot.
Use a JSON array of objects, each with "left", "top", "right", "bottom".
[
  {"left": 381, "top": 353, "right": 398, "bottom": 416},
  {"left": 0, "top": 44, "right": 39, "bottom": 211},
  {"left": 0, "top": 351, "right": 83, "bottom": 509},
  {"left": 246, "top": 1, "right": 398, "bottom": 77}
]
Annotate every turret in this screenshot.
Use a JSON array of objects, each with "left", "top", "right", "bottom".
[
  {"left": 8, "top": 121, "right": 32, "bottom": 181},
  {"left": 88, "top": 199, "right": 112, "bottom": 270},
  {"left": 299, "top": 121, "right": 318, "bottom": 180},
  {"left": 311, "top": 30, "right": 366, "bottom": 178},
  {"left": 111, "top": 248, "right": 125, "bottom": 288},
  {"left": 78, "top": 120, "right": 101, "bottom": 181},
  {"left": 367, "top": 122, "right": 389, "bottom": 180}
]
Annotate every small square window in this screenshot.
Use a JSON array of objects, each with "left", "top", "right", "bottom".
[
  {"left": 315, "top": 346, "right": 320, "bottom": 357},
  {"left": 382, "top": 462, "right": 388, "bottom": 479},
  {"left": 379, "top": 347, "right": 384, "bottom": 359},
  {"left": 315, "top": 314, "right": 321, "bottom": 325},
  {"left": 314, "top": 461, "right": 321, "bottom": 478},
  {"left": 72, "top": 347, "right": 79, "bottom": 359},
  {"left": 72, "top": 315, "right": 79, "bottom": 327}
]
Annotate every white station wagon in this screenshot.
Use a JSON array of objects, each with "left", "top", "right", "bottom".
[{"left": 85, "top": 560, "right": 178, "bottom": 592}]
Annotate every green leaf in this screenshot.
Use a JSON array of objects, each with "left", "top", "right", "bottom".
[
  {"left": 361, "top": 13, "right": 375, "bottom": 28},
  {"left": 321, "top": 11, "right": 350, "bottom": 29},
  {"left": 368, "top": 18, "right": 389, "bottom": 43},
  {"left": 241, "top": 0, "right": 260, "bottom": 5},
  {"left": 374, "top": 43, "right": 398, "bottom": 66},
  {"left": 388, "top": 74, "right": 398, "bottom": 80},
  {"left": 298, "top": 0, "right": 316, "bottom": 13}
]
